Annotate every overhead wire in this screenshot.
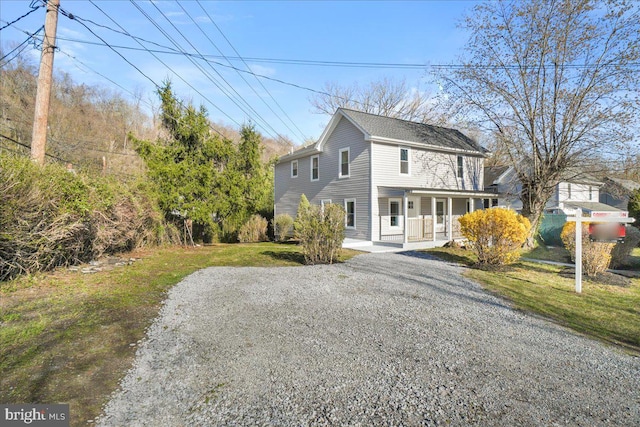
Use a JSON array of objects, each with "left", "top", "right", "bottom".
[
  {"left": 1, "top": 26, "right": 229, "bottom": 143},
  {"left": 84, "top": 1, "right": 243, "bottom": 133},
  {"left": 190, "top": 0, "right": 308, "bottom": 141},
  {"left": 57, "top": 7, "right": 159, "bottom": 90},
  {"left": 63, "top": 3, "right": 229, "bottom": 137},
  {"left": 71, "top": 0, "right": 304, "bottom": 141},
  {"left": 0, "top": 133, "right": 71, "bottom": 163},
  {"left": 0, "top": 1, "right": 44, "bottom": 32},
  {"left": 45, "top": 31, "right": 376, "bottom": 112},
  {"left": 0, "top": 27, "right": 43, "bottom": 63},
  {"left": 142, "top": 0, "right": 283, "bottom": 140},
  {"left": 45, "top": 33, "right": 640, "bottom": 70}
]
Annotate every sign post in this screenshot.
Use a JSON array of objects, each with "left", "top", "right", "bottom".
[
  {"left": 574, "top": 209, "right": 583, "bottom": 293},
  {"left": 566, "top": 210, "right": 635, "bottom": 293}
]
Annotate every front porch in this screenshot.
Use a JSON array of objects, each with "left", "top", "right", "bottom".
[{"left": 374, "top": 187, "right": 497, "bottom": 249}]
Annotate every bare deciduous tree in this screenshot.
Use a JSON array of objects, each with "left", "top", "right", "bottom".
[
  {"left": 311, "top": 76, "right": 448, "bottom": 125},
  {"left": 437, "top": 0, "right": 640, "bottom": 244}
]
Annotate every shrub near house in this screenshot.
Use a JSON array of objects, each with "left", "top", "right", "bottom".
[
  {"left": 561, "top": 222, "right": 615, "bottom": 277},
  {"left": 294, "top": 195, "right": 345, "bottom": 265},
  {"left": 458, "top": 208, "right": 530, "bottom": 267}
]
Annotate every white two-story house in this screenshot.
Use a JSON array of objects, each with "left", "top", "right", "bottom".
[
  {"left": 484, "top": 165, "right": 625, "bottom": 216},
  {"left": 274, "top": 109, "right": 495, "bottom": 249}
]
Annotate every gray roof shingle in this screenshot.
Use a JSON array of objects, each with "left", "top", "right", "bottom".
[
  {"left": 483, "top": 165, "right": 511, "bottom": 187},
  {"left": 339, "top": 108, "right": 486, "bottom": 154}
]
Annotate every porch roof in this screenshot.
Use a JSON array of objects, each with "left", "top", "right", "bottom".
[
  {"left": 563, "top": 201, "right": 625, "bottom": 213},
  {"left": 378, "top": 186, "right": 500, "bottom": 198}
]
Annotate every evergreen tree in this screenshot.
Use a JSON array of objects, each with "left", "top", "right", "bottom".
[
  {"left": 133, "top": 82, "right": 234, "bottom": 240},
  {"left": 132, "top": 82, "right": 275, "bottom": 242}
]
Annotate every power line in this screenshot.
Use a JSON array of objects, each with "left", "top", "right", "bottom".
[
  {"left": 20, "top": 26, "right": 640, "bottom": 72},
  {"left": 191, "top": 0, "right": 308, "bottom": 141},
  {"left": 0, "top": 132, "right": 70, "bottom": 163},
  {"left": 0, "top": 26, "right": 43, "bottom": 63},
  {"left": 2, "top": 22, "right": 402, "bottom": 119},
  {"left": 40, "top": 30, "right": 373, "bottom": 110},
  {"left": 82, "top": 1, "right": 243, "bottom": 133},
  {"left": 2, "top": 27, "right": 230, "bottom": 142},
  {"left": 0, "top": 1, "right": 43, "bottom": 32},
  {"left": 143, "top": 0, "right": 284, "bottom": 140},
  {"left": 57, "top": 6, "right": 159, "bottom": 89},
  {"left": 84, "top": 0, "right": 230, "bottom": 136},
  {"left": 62, "top": 3, "right": 244, "bottom": 137}
]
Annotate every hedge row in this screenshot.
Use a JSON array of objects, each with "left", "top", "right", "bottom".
[{"left": 0, "top": 154, "right": 176, "bottom": 281}]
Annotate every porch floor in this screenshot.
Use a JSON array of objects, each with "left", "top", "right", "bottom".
[{"left": 343, "top": 238, "right": 454, "bottom": 253}]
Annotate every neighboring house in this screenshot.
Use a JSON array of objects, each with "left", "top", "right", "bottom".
[
  {"left": 600, "top": 177, "right": 640, "bottom": 210},
  {"left": 274, "top": 108, "right": 495, "bottom": 249},
  {"left": 483, "top": 165, "right": 623, "bottom": 216},
  {"left": 482, "top": 165, "right": 512, "bottom": 208}
]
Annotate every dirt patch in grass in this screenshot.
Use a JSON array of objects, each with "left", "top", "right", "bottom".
[
  {"left": 0, "top": 243, "right": 359, "bottom": 426},
  {"left": 557, "top": 268, "right": 632, "bottom": 287}
]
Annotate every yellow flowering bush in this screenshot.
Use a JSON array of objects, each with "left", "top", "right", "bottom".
[
  {"left": 561, "top": 222, "right": 615, "bottom": 277},
  {"left": 458, "top": 208, "right": 531, "bottom": 267}
]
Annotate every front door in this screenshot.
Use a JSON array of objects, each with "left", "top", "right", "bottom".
[
  {"left": 407, "top": 196, "right": 420, "bottom": 218},
  {"left": 436, "top": 199, "right": 446, "bottom": 232}
]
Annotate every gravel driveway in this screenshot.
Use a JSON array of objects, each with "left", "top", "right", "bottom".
[{"left": 97, "top": 252, "right": 640, "bottom": 426}]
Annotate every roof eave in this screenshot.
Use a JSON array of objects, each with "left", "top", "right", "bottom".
[{"left": 276, "top": 147, "right": 321, "bottom": 163}]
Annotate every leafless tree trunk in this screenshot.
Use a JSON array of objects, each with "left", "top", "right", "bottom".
[{"left": 436, "top": 0, "right": 640, "bottom": 246}]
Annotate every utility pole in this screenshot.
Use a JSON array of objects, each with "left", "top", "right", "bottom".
[{"left": 31, "top": 0, "right": 60, "bottom": 165}]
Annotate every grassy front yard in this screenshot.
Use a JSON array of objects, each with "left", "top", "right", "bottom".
[
  {"left": 0, "top": 243, "right": 359, "bottom": 426},
  {"left": 427, "top": 247, "right": 640, "bottom": 354}
]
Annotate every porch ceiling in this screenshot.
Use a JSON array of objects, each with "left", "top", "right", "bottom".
[{"left": 377, "top": 186, "right": 499, "bottom": 199}]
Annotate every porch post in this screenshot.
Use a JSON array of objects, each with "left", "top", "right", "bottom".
[
  {"left": 469, "top": 197, "right": 475, "bottom": 213},
  {"left": 431, "top": 196, "right": 437, "bottom": 242},
  {"left": 403, "top": 192, "right": 408, "bottom": 244},
  {"left": 447, "top": 197, "right": 453, "bottom": 240}
]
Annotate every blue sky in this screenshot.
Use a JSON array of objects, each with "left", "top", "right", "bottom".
[{"left": 1, "top": 0, "right": 480, "bottom": 144}]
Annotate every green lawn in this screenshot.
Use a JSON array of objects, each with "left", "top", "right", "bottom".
[
  {"left": 0, "top": 243, "right": 359, "bottom": 426},
  {"left": 427, "top": 247, "right": 640, "bottom": 354}
]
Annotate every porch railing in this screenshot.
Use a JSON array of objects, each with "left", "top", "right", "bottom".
[
  {"left": 406, "top": 217, "right": 434, "bottom": 241},
  {"left": 380, "top": 215, "right": 465, "bottom": 241}
]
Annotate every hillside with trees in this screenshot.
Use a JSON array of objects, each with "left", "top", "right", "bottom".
[
  {"left": 0, "top": 50, "right": 294, "bottom": 279},
  {"left": 0, "top": 50, "right": 293, "bottom": 175}
]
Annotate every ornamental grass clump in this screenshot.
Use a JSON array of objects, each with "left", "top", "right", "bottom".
[
  {"left": 294, "top": 195, "right": 345, "bottom": 264},
  {"left": 237, "top": 214, "right": 268, "bottom": 243},
  {"left": 458, "top": 208, "right": 530, "bottom": 267},
  {"left": 561, "top": 222, "right": 615, "bottom": 277}
]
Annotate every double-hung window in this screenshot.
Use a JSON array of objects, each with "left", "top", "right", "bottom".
[
  {"left": 291, "top": 160, "right": 298, "bottom": 178},
  {"left": 339, "top": 147, "right": 350, "bottom": 178},
  {"left": 457, "top": 155, "right": 464, "bottom": 179},
  {"left": 400, "top": 148, "right": 410, "bottom": 175},
  {"left": 345, "top": 199, "right": 356, "bottom": 229},
  {"left": 310, "top": 155, "right": 319, "bottom": 181}
]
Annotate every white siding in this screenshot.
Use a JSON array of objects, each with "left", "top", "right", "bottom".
[
  {"left": 556, "top": 182, "right": 599, "bottom": 203},
  {"left": 371, "top": 142, "right": 484, "bottom": 191}
]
